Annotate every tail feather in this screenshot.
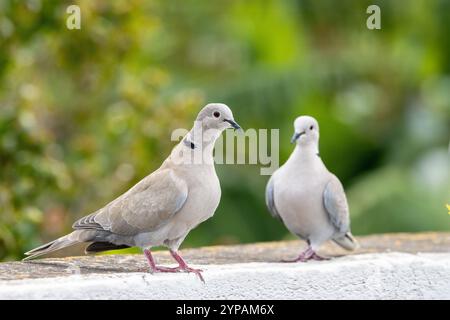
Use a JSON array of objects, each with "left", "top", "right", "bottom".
[
  {"left": 23, "top": 234, "right": 79, "bottom": 261},
  {"left": 333, "top": 232, "right": 359, "bottom": 251}
]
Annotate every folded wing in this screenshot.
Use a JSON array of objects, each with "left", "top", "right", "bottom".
[
  {"left": 73, "top": 168, "right": 188, "bottom": 236},
  {"left": 265, "top": 175, "right": 282, "bottom": 221},
  {"left": 323, "top": 175, "right": 350, "bottom": 234}
]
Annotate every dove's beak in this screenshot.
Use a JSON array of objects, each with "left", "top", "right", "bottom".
[
  {"left": 224, "top": 119, "right": 242, "bottom": 131},
  {"left": 290, "top": 131, "right": 305, "bottom": 144}
]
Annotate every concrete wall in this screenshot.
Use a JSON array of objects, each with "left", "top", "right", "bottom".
[{"left": 1, "top": 252, "right": 449, "bottom": 299}]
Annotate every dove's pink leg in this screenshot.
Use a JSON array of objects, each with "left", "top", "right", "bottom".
[
  {"left": 143, "top": 249, "right": 204, "bottom": 282},
  {"left": 282, "top": 246, "right": 329, "bottom": 262},
  {"left": 144, "top": 249, "right": 179, "bottom": 272},
  {"left": 169, "top": 250, "right": 205, "bottom": 282}
]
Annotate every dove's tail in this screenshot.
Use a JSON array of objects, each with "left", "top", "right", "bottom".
[
  {"left": 333, "top": 232, "right": 359, "bottom": 251},
  {"left": 23, "top": 232, "right": 79, "bottom": 261}
]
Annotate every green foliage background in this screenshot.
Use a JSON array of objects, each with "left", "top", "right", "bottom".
[{"left": 0, "top": 0, "right": 449, "bottom": 261}]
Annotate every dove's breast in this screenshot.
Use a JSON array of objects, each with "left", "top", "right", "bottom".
[
  {"left": 273, "top": 162, "right": 335, "bottom": 243},
  {"left": 164, "top": 164, "right": 221, "bottom": 243}
]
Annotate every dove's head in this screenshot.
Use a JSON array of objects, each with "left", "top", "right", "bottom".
[
  {"left": 196, "top": 103, "right": 241, "bottom": 131},
  {"left": 291, "top": 116, "right": 319, "bottom": 146}
]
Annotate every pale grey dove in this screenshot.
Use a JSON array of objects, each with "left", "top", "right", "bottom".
[
  {"left": 24, "top": 103, "right": 241, "bottom": 281},
  {"left": 266, "top": 115, "right": 358, "bottom": 261}
]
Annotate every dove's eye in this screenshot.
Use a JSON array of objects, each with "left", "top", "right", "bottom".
[
  {"left": 213, "top": 111, "right": 221, "bottom": 118},
  {"left": 310, "top": 125, "right": 314, "bottom": 130}
]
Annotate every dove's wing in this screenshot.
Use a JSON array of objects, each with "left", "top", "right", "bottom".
[
  {"left": 323, "top": 175, "right": 350, "bottom": 234},
  {"left": 265, "top": 175, "right": 282, "bottom": 221},
  {"left": 73, "top": 168, "right": 188, "bottom": 236}
]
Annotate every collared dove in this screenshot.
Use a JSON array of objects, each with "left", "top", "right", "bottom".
[
  {"left": 266, "top": 116, "right": 358, "bottom": 261},
  {"left": 24, "top": 103, "right": 241, "bottom": 281}
]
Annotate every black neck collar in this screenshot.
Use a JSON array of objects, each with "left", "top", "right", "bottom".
[{"left": 183, "top": 137, "right": 196, "bottom": 150}]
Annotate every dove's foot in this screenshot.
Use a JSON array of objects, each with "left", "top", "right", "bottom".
[
  {"left": 143, "top": 248, "right": 205, "bottom": 282},
  {"left": 150, "top": 265, "right": 204, "bottom": 281},
  {"left": 311, "top": 252, "right": 329, "bottom": 261},
  {"left": 283, "top": 246, "right": 328, "bottom": 262},
  {"left": 168, "top": 265, "right": 204, "bottom": 282},
  {"left": 152, "top": 266, "right": 180, "bottom": 272},
  {"left": 170, "top": 250, "right": 205, "bottom": 283}
]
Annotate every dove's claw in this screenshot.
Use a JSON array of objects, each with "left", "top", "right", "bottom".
[
  {"left": 181, "top": 266, "right": 205, "bottom": 282},
  {"left": 160, "top": 266, "right": 204, "bottom": 282},
  {"left": 311, "top": 253, "right": 329, "bottom": 261},
  {"left": 153, "top": 266, "right": 180, "bottom": 272},
  {"left": 170, "top": 250, "right": 205, "bottom": 283},
  {"left": 282, "top": 246, "right": 328, "bottom": 262}
]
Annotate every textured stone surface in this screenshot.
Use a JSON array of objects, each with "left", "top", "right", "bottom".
[
  {"left": 0, "top": 232, "right": 449, "bottom": 299},
  {"left": 0, "top": 232, "right": 448, "bottom": 281},
  {"left": 1, "top": 253, "right": 449, "bottom": 299}
]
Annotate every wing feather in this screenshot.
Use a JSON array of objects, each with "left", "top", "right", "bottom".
[
  {"left": 323, "top": 175, "right": 350, "bottom": 234},
  {"left": 265, "top": 175, "right": 282, "bottom": 221},
  {"left": 72, "top": 169, "right": 188, "bottom": 236}
]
